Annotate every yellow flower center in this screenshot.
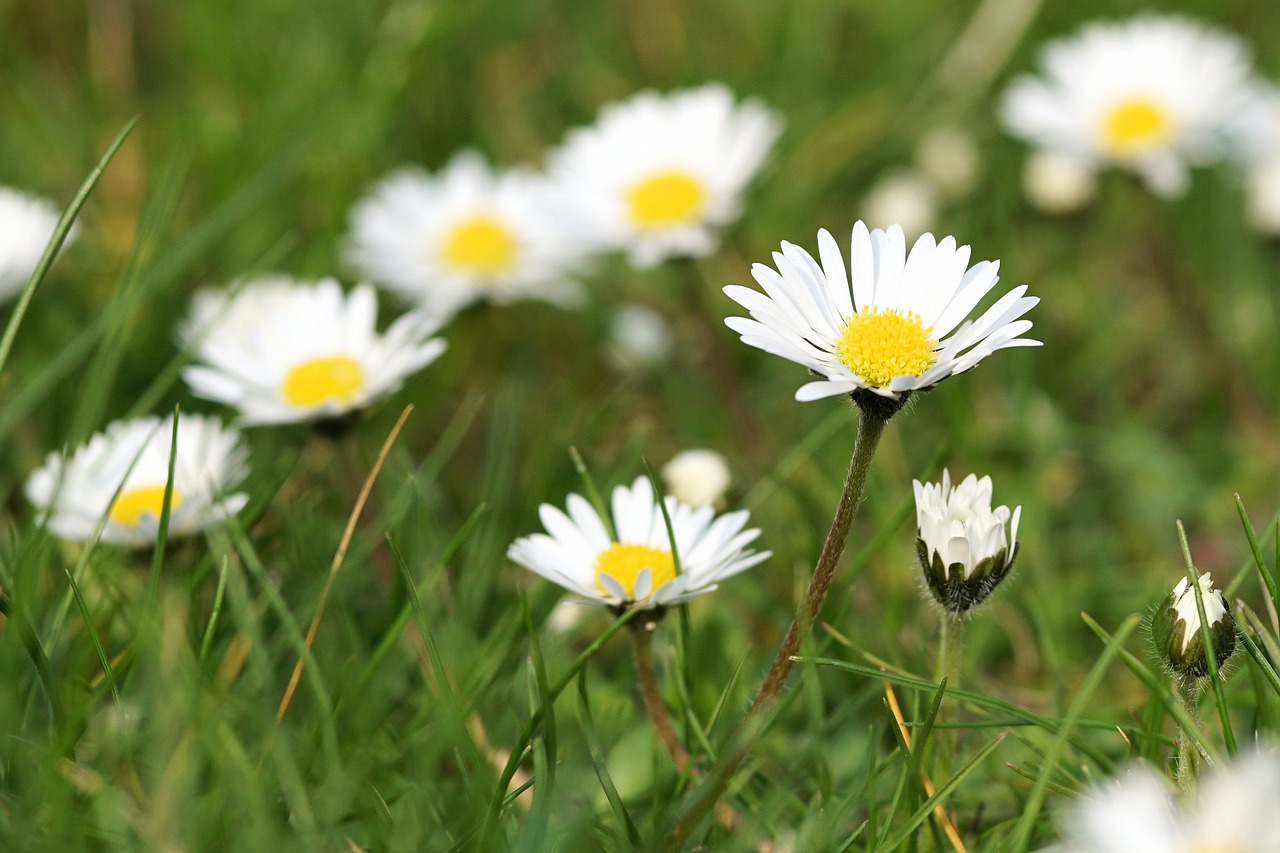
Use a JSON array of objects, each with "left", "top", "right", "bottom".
[
  {"left": 626, "top": 170, "right": 706, "bottom": 229},
  {"left": 834, "top": 307, "right": 937, "bottom": 388},
  {"left": 1101, "top": 97, "right": 1173, "bottom": 156},
  {"left": 594, "top": 543, "right": 676, "bottom": 600},
  {"left": 281, "top": 356, "right": 365, "bottom": 408},
  {"left": 440, "top": 215, "right": 518, "bottom": 274},
  {"left": 111, "top": 485, "right": 183, "bottom": 528}
]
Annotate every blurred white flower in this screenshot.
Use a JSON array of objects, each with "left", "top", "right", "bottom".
[
  {"left": 724, "top": 222, "right": 1040, "bottom": 405},
  {"left": 547, "top": 83, "right": 781, "bottom": 268},
  {"left": 25, "top": 414, "right": 248, "bottom": 548},
  {"left": 0, "top": 187, "right": 72, "bottom": 301},
  {"left": 607, "top": 303, "right": 672, "bottom": 370},
  {"left": 508, "top": 476, "right": 769, "bottom": 609},
  {"left": 1000, "top": 15, "right": 1268, "bottom": 197},
  {"left": 1055, "top": 746, "right": 1280, "bottom": 853},
  {"left": 1151, "top": 572, "right": 1236, "bottom": 679},
  {"left": 1247, "top": 159, "right": 1280, "bottom": 234},
  {"left": 1023, "top": 150, "right": 1098, "bottom": 214},
  {"left": 914, "top": 127, "right": 980, "bottom": 199},
  {"left": 345, "top": 150, "right": 586, "bottom": 317},
  {"left": 661, "top": 449, "right": 731, "bottom": 507},
  {"left": 180, "top": 276, "right": 446, "bottom": 426},
  {"left": 913, "top": 470, "right": 1020, "bottom": 614},
  {"left": 860, "top": 171, "right": 938, "bottom": 241}
]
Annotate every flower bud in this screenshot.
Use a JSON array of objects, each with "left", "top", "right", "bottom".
[
  {"left": 661, "top": 449, "right": 731, "bottom": 507},
  {"left": 914, "top": 470, "right": 1020, "bottom": 615},
  {"left": 1151, "top": 573, "right": 1236, "bottom": 680}
]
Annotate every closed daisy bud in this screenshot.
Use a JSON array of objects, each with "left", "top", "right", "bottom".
[
  {"left": 860, "top": 170, "right": 938, "bottom": 241},
  {"left": 1022, "top": 150, "right": 1097, "bottom": 214},
  {"left": 661, "top": 449, "right": 731, "bottom": 507},
  {"left": 508, "top": 476, "right": 769, "bottom": 613},
  {"left": 1150, "top": 573, "right": 1236, "bottom": 680},
  {"left": 914, "top": 470, "right": 1020, "bottom": 615}
]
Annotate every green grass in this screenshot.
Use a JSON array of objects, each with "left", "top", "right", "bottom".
[{"left": 4, "top": 0, "right": 1280, "bottom": 849}]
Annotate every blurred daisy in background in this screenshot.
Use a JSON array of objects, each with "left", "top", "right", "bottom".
[
  {"left": 607, "top": 303, "right": 672, "bottom": 371},
  {"left": 508, "top": 476, "right": 768, "bottom": 610},
  {"left": 1000, "top": 15, "right": 1268, "bottom": 197},
  {"left": 26, "top": 414, "right": 248, "bottom": 547},
  {"left": 1054, "top": 746, "right": 1280, "bottom": 853},
  {"left": 1022, "top": 149, "right": 1098, "bottom": 214},
  {"left": 724, "top": 221, "right": 1040, "bottom": 403},
  {"left": 345, "top": 150, "right": 586, "bottom": 318},
  {"left": 547, "top": 83, "right": 781, "bottom": 268},
  {"left": 180, "top": 276, "right": 446, "bottom": 426},
  {"left": 0, "top": 187, "right": 73, "bottom": 301}
]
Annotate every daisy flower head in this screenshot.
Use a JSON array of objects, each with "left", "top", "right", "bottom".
[
  {"left": 0, "top": 187, "right": 72, "bottom": 302},
  {"left": 1055, "top": 745, "right": 1280, "bottom": 853},
  {"left": 180, "top": 276, "right": 446, "bottom": 426},
  {"left": 546, "top": 83, "right": 782, "bottom": 268},
  {"left": 1150, "top": 572, "right": 1237, "bottom": 680},
  {"left": 25, "top": 414, "right": 248, "bottom": 548},
  {"left": 508, "top": 476, "right": 769, "bottom": 611},
  {"left": 999, "top": 15, "right": 1267, "bottom": 197},
  {"left": 914, "top": 470, "right": 1020, "bottom": 615},
  {"left": 344, "top": 150, "right": 586, "bottom": 318},
  {"left": 723, "top": 222, "right": 1040, "bottom": 413}
]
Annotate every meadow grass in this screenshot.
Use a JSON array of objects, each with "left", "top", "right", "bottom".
[{"left": 3, "top": 0, "right": 1280, "bottom": 850}]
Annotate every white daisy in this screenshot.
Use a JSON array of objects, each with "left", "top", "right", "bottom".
[
  {"left": 344, "top": 150, "right": 585, "bottom": 317},
  {"left": 1055, "top": 746, "right": 1280, "bottom": 853},
  {"left": 25, "top": 414, "right": 248, "bottom": 548},
  {"left": 179, "top": 276, "right": 446, "bottom": 426},
  {"left": 999, "top": 15, "right": 1268, "bottom": 197},
  {"left": 546, "top": 83, "right": 781, "bottom": 268},
  {"left": 723, "top": 221, "right": 1040, "bottom": 404},
  {"left": 0, "top": 187, "right": 72, "bottom": 301},
  {"left": 914, "top": 470, "right": 1020, "bottom": 614},
  {"left": 508, "top": 476, "right": 769, "bottom": 609}
]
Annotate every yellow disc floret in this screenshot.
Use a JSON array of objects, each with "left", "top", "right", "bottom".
[
  {"left": 594, "top": 542, "right": 677, "bottom": 600},
  {"left": 1101, "top": 97, "right": 1173, "bottom": 157},
  {"left": 440, "top": 215, "right": 518, "bottom": 274},
  {"left": 111, "top": 485, "right": 183, "bottom": 528},
  {"left": 834, "top": 307, "right": 938, "bottom": 388},
  {"left": 627, "top": 170, "right": 706, "bottom": 229},
  {"left": 281, "top": 355, "right": 365, "bottom": 408}
]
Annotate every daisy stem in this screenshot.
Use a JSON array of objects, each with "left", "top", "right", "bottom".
[
  {"left": 934, "top": 614, "right": 965, "bottom": 777},
  {"left": 1174, "top": 678, "right": 1202, "bottom": 793},
  {"left": 749, "top": 403, "right": 889, "bottom": 713},
  {"left": 632, "top": 624, "right": 691, "bottom": 774},
  {"left": 658, "top": 402, "right": 890, "bottom": 850}
]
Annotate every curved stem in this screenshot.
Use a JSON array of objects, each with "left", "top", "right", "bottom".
[
  {"left": 659, "top": 403, "right": 891, "bottom": 850},
  {"left": 633, "top": 626, "right": 691, "bottom": 774},
  {"left": 1174, "top": 679, "right": 1202, "bottom": 793}
]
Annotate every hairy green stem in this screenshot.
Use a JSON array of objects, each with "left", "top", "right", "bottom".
[
  {"left": 1174, "top": 679, "right": 1202, "bottom": 793},
  {"left": 658, "top": 403, "right": 891, "bottom": 850},
  {"left": 633, "top": 625, "right": 691, "bottom": 774}
]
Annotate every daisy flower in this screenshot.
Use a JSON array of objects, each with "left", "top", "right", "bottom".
[
  {"left": 25, "top": 414, "right": 248, "bottom": 547},
  {"left": 546, "top": 83, "right": 781, "bottom": 268},
  {"left": 180, "top": 276, "right": 446, "bottom": 426},
  {"left": 0, "top": 187, "right": 72, "bottom": 301},
  {"left": 508, "top": 476, "right": 769, "bottom": 609},
  {"left": 1055, "top": 746, "right": 1280, "bottom": 853},
  {"left": 914, "top": 470, "right": 1020, "bottom": 614},
  {"left": 999, "top": 15, "right": 1268, "bottom": 197},
  {"left": 344, "top": 150, "right": 585, "bottom": 317},
  {"left": 723, "top": 221, "right": 1040, "bottom": 404}
]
